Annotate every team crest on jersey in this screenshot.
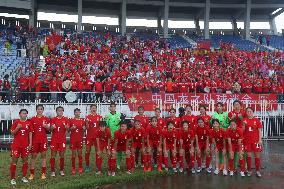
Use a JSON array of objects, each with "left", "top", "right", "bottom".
[
  {"left": 254, "top": 121, "right": 256, "bottom": 125},
  {"left": 236, "top": 134, "right": 239, "bottom": 137}
]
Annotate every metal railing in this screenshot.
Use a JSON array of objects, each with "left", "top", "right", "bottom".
[{"left": 1, "top": 98, "right": 284, "bottom": 148}]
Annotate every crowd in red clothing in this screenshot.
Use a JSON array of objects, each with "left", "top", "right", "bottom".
[{"left": 17, "top": 31, "right": 284, "bottom": 99}]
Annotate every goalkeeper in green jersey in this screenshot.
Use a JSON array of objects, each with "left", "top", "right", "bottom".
[
  {"left": 105, "top": 102, "right": 124, "bottom": 169},
  {"left": 211, "top": 102, "right": 229, "bottom": 170}
]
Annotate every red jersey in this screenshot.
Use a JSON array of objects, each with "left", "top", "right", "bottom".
[
  {"left": 50, "top": 116, "right": 69, "bottom": 143},
  {"left": 167, "top": 117, "right": 181, "bottom": 129},
  {"left": 243, "top": 117, "right": 262, "bottom": 143},
  {"left": 195, "top": 126, "right": 210, "bottom": 144},
  {"left": 228, "top": 110, "right": 246, "bottom": 128},
  {"left": 163, "top": 129, "right": 178, "bottom": 145},
  {"left": 69, "top": 118, "right": 85, "bottom": 143},
  {"left": 30, "top": 116, "right": 49, "bottom": 143},
  {"left": 210, "top": 128, "right": 226, "bottom": 145},
  {"left": 179, "top": 129, "right": 195, "bottom": 147},
  {"left": 130, "top": 127, "right": 146, "bottom": 146},
  {"left": 96, "top": 128, "right": 111, "bottom": 145},
  {"left": 181, "top": 114, "right": 196, "bottom": 129},
  {"left": 11, "top": 120, "right": 33, "bottom": 148},
  {"left": 196, "top": 114, "right": 211, "bottom": 127},
  {"left": 85, "top": 114, "right": 102, "bottom": 139},
  {"left": 114, "top": 129, "right": 130, "bottom": 148},
  {"left": 146, "top": 126, "right": 162, "bottom": 146},
  {"left": 157, "top": 117, "right": 166, "bottom": 129},
  {"left": 134, "top": 115, "right": 149, "bottom": 128},
  {"left": 227, "top": 127, "right": 243, "bottom": 146}
]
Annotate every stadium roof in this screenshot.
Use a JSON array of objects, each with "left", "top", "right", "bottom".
[{"left": 1, "top": 0, "right": 284, "bottom": 21}]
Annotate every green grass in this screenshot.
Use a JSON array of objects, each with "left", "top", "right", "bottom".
[{"left": 0, "top": 148, "right": 170, "bottom": 189}]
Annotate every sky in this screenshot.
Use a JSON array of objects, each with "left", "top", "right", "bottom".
[{"left": 0, "top": 11, "right": 283, "bottom": 33}]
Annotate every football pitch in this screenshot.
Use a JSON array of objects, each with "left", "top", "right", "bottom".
[
  {"left": 0, "top": 148, "right": 166, "bottom": 189},
  {"left": 0, "top": 141, "right": 284, "bottom": 189}
]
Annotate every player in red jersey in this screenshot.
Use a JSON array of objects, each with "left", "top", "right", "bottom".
[
  {"left": 178, "top": 121, "right": 196, "bottom": 174},
  {"left": 195, "top": 117, "right": 211, "bottom": 173},
  {"left": 154, "top": 108, "right": 166, "bottom": 129},
  {"left": 228, "top": 100, "right": 246, "bottom": 128},
  {"left": 134, "top": 106, "right": 149, "bottom": 129},
  {"left": 196, "top": 105, "right": 211, "bottom": 127},
  {"left": 69, "top": 108, "right": 85, "bottom": 175},
  {"left": 181, "top": 105, "right": 196, "bottom": 129},
  {"left": 95, "top": 122, "right": 111, "bottom": 175},
  {"left": 210, "top": 119, "right": 227, "bottom": 176},
  {"left": 85, "top": 104, "right": 102, "bottom": 172},
  {"left": 49, "top": 106, "right": 69, "bottom": 177},
  {"left": 227, "top": 120, "right": 245, "bottom": 177},
  {"left": 29, "top": 105, "right": 50, "bottom": 180},
  {"left": 129, "top": 120, "right": 146, "bottom": 171},
  {"left": 10, "top": 109, "right": 32, "bottom": 185},
  {"left": 145, "top": 117, "right": 163, "bottom": 172},
  {"left": 163, "top": 121, "right": 178, "bottom": 172},
  {"left": 111, "top": 122, "right": 131, "bottom": 176},
  {"left": 243, "top": 107, "right": 263, "bottom": 178},
  {"left": 167, "top": 108, "right": 181, "bottom": 130}
]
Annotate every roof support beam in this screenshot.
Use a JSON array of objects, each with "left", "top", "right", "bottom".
[{"left": 204, "top": 0, "right": 210, "bottom": 40}]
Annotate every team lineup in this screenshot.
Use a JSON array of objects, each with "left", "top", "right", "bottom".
[{"left": 9, "top": 100, "right": 263, "bottom": 186}]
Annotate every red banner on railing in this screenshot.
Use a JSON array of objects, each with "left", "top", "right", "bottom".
[
  {"left": 124, "top": 92, "right": 278, "bottom": 111},
  {"left": 197, "top": 41, "right": 210, "bottom": 50}
]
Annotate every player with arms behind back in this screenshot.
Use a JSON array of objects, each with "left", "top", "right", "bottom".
[
  {"left": 69, "top": 108, "right": 85, "bottom": 175},
  {"left": 50, "top": 106, "right": 69, "bottom": 177},
  {"left": 10, "top": 109, "right": 33, "bottom": 185},
  {"left": 29, "top": 105, "right": 50, "bottom": 180}
]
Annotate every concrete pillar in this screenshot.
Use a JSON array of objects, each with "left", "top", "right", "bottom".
[
  {"left": 269, "top": 18, "right": 277, "bottom": 35},
  {"left": 195, "top": 18, "right": 201, "bottom": 35},
  {"left": 163, "top": 0, "right": 169, "bottom": 38},
  {"left": 120, "top": 0, "right": 127, "bottom": 36},
  {"left": 232, "top": 18, "right": 238, "bottom": 35},
  {"left": 244, "top": 0, "right": 251, "bottom": 40},
  {"left": 204, "top": 0, "right": 210, "bottom": 40},
  {"left": 77, "top": 0, "right": 83, "bottom": 33},
  {"left": 29, "top": 0, "right": 37, "bottom": 27}
]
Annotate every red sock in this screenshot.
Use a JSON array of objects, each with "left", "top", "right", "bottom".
[
  {"left": 135, "top": 149, "right": 139, "bottom": 165},
  {"left": 96, "top": 155, "right": 102, "bottom": 171},
  {"left": 164, "top": 157, "right": 169, "bottom": 168},
  {"left": 126, "top": 157, "right": 131, "bottom": 171},
  {"left": 246, "top": 156, "right": 252, "bottom": 172},
  {"left": 179, "top": 156, "right": 184, "bottom": 168},
  {"left": 85, "top": 153, "right": 90, "bottom": 167},
  {"left": 147, "top": 154, "right": 151, "bottom": 168},
  {"left": 10, "top": 163, "right": 16, "bottom": 179},
  {"left": 30, "top": 168, "right": 35, "bottom": 175},
  {"left": 172, "top": 156, "right": 177, "bottom": 169},
  {"left": 229, "top": 158, "right": 234, "bottom": 171},
  {"left": 239, "top": 159, "right": 245, "bottom": 172},
  {"left": 78, "top": 155, "right": 83, "bottom": 169},
  {"left": 190, "top": 156, "right": 195, "bottom": 169},
  {"left": 50, "top": 158, "right": 55, "bottom": 172},
  {"left": 197, "top": 156, "right": 201, "bottom": 168},
  {"left": 41, "top": 167, "right": 46, "bottom": 174},
  {"left": 60, "top": 158, "right": 64, "bottom": 171},
  {"left": 142, "top": 154, "right": 147, "bottom": 168},
  {"left": 72, "top": 156, "right": 76, "bottom": 169},
  {"left": 131, "top": 155, "right": 135, "bottom": 170},
  {"left": 111, "top": 158, "right": 116, "bottom": 172},
  {"left": 205, "top": 156, "right": 211, "bottom": 168},
  {"left": 158, "top": 154, "right": 162, "bottom": 168},
  {"left": 108, "top": 158, "right": 112, "bottom": 171},
  {"left": 22, "top": 162, "right": 28, "bottom": 177},
  {"left": 255, "top": 158, "right": 261, "bottom": 172}
]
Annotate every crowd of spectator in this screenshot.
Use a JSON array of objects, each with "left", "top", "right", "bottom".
[{"left": 14, "top": 30, "right": 284, "bottom": 102}]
